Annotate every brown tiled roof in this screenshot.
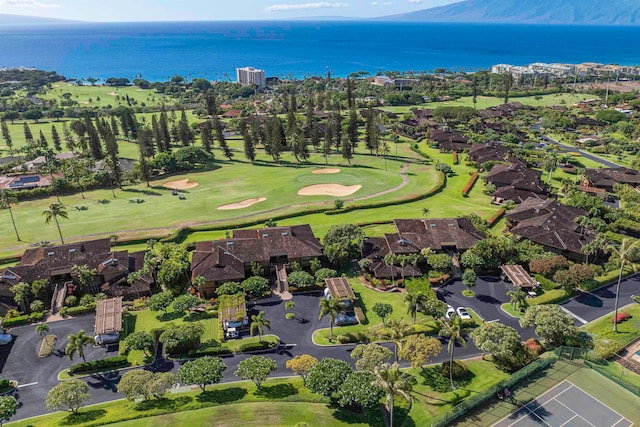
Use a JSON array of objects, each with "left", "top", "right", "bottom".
[
  {"left": 369, "top": 260, "right": 421, "bottom": 280},
  {"left": 468, "top": 142, "right": 511, "bottom": 163},
  {"left": 362, "top": 236, "right": 391, "bottom": 260},
  {"left": 485, "top": 161, "right": 544, "bottom": 191},
  {"left": 192, "top": 225, "right": 323, "bottom": 283},
  {"left": 583, "top": 168, "right": 640, "bottom": 188},
  {"left": 393, "top": 218, "right": 484, "bottom": 251},
  {"left": 507, "top": 198, "right": 591, "bottom": 255},
  {"left": 431, "top": 129, "right": 469, "bottom": 144},
  {"left": 506, "top": 198, "right": 585, "bottom": 224},
  {"left": 94, "top": 297, "right": 123, "bottom": 335},
  {"left": 325, "top": 277, "right": 356, "bottom": 300},
  {"left": 492, "top": 186, "right": 548, "bottom": 204}
]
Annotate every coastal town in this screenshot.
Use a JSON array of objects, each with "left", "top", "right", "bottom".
[{"left": 0, "top": 60, "right": 639, "bottom": 427}]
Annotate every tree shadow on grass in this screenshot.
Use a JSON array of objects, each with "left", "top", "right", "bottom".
[
  {"left": 196, "top": 387, "right": 247, "bottom": 404},
  {"left": 133, "top": 396, "right": 192, "bottom": 412},
  {"left": 157, "top": 311, "right": 185, "bottom": 322},
  {"left": 60, "top": 409, "right": 107, "bottom": 426},
  {"left": 419, "top": 366, "right": 474, "bottom": 394},
  {"left": 254, "top": 383, "right": 297, "bottom": 399},
  {"left": 332, "top": 404, "right": 388, "bottom": 427},
  {"left": 184, "top": 311, "right": 210, "bottom": 322}
]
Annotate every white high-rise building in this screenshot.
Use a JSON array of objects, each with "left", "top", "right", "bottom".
[{"left": 236, "top": 66, "right": 266, "bottom": 89}]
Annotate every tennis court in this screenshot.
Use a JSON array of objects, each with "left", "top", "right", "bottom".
[{"left": 493, "top": 380, "right": 632, "bottom": 427}]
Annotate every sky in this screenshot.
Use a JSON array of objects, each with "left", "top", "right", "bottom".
[{"left": 0, "top": 0, "right": 461, "bottom": 22}]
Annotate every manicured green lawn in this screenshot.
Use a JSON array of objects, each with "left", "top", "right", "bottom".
[
  {"left": 581, "top": 303, "right": 640, "bottom": 348},
  {"left": 313, "top": 277, "right": 441, "bottom": 345},
  {"left": 106, "top": 402, "right": 374, "bottom": 427},
  {"left": 121, "top": 307, "right": 277, "bottom": 365},
  {"left": 8, "top": 359, "right": 508, "bottom": 427}
]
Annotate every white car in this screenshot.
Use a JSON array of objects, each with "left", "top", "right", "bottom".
[
  {"left": 445, "top": 305, "right": 455, "bottom": 320},
  {"left": 456, "top": 307, "right": 471, "bottom": 320}
]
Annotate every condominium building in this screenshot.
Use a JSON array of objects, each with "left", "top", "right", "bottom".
[{"left": 236, "top": 66, "right": 266, "bottom": 89}]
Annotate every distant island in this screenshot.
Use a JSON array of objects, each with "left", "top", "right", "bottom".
[
  {"left": 0, "top": 13, "right": 83, "bottom": 26},
  {"left": 379, "top": 0, "right": 640, "bottom": 25}
]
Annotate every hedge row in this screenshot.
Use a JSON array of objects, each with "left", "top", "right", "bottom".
[
  {"left": 1, "top": 314, "right": 31, "bottom": 327},
  {"left": 487, "top": 208, "right": 506, "bottom": 226},
  {"left": 238, "top": 341, "right": 276, "bottom": 352},
  {"left": 410, "top": 143, "right": 432, "bottom": 161},
  {"left": 609, "top": 218, "right": 640, "bottom": 237},
  {"left": 64, "top": 305, "right": 96, "bottom": 316},
  {"left": 461, "top": 172, "right": 479, "bottom": 197},
  {"left": 69, "top": 356, "right": 129, "bottom": 375},
  {"left": 528, "top": 288, "right": 574, "bottom": 306}
]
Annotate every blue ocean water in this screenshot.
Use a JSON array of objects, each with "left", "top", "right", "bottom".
[{"left": 1, "top": 21, "right": 640, "bottom": 81}]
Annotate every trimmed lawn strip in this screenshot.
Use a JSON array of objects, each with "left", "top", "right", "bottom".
[
  {"left": 500, "top": 303, "right": 523, "bottom": 318},
  {"left": 581, "top": 303, "right": 640, "bottom": 349},
  {"left": 38, "top": 334, "right": 57, "bottom": 357},
  {"left": 104, "top": 402, "right": 375, "bottom": 427},
  {"left": 8, "top": 360, "right": 507, "bottom": 427}
]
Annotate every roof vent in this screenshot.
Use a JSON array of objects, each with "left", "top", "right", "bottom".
[
  {"left": 47, "top": 251, "right": 55, "bottom": 256},
  {"left": 226, "top": 242, "right": 234, "bottom": 246},
  {"left": 448, "top": 224, "right": 454, "bottom": 227},
  {"left": 282, "top": 232, "right": 289, "bottom": 236},
  {"left": 430, "top": 224, "right": 436, "bottom": 228},
  {"left": 262, "top": 233, "right": 269, "bottom": 237},
  {"left": 69, "top": 248, "right": 76, "bottom": 253},
  {"left": 224, "top": 251, "right": 231, "bottom": 255}
]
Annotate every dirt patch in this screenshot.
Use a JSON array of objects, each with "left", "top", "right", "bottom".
[
  {"left": 107, "top": 91, "right": 118, "bottom": 96},
  {"left": 312, "top": 168, "right": 340, "bottom": 174},
  {"left": 298, "top": 184, "right": 361, "bottom": 197},
  {"left": 162, "top": 179, "right": 199, "bottom": 190},
  {"left": 217, "top": 197, "right": 267, "bottom": 210}
]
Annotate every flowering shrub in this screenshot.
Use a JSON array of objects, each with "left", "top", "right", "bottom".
[
  {"left": 611, "top": 312, "right": 631, "bottom": 323},
  {"left": 462, "top": 172, "right": 479, "bottom": 196}
]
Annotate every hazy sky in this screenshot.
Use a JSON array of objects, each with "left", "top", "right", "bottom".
[{"left": 0, "top": 0, "right": 461, "bottom": 21}]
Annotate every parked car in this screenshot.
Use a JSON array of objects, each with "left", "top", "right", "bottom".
[
  {"left": 223, "top": 318, "right": 249, "bottom": 330},
  {"left": 334, "top": 313, "right": 358, "bottom": 326},
  {"left": 456, "top": 307, "right": 471, "bottom": 320},
  {"left": 225, "top": 327, "right": 239, "bottom": 339},
  {"left": 94, "top": 332, "right": 120, "bottom": 346},
  {"left": 445, "top": 305, "right": 455, "bottom": 320},
  {"left": 0, "top": 334, "right": 13, "bottom": 345}
]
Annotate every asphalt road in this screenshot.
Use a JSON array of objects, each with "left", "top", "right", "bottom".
[
  {"left": 542, "top": 135, "right": 620, "bottom": 168},
  {"left": 4, "top": 275, "right": 640, "bottom": 421}
]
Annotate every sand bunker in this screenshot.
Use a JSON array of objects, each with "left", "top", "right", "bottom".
[
  {"left": 312, "top": 168, "right": 340, "bottom": 174},
  {"left": 107, "top": 91, "right": 118, "bottom": 96},
  {"left": 298, "top": 184, "right": 361, "bottom": 197},
  {"left": 163, "top": 179, "right": 199, "bottom": 190},
  {"left": 217, "top": 197, "right": 267, "bottom": 210}
]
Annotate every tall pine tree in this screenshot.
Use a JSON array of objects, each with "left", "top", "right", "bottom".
[
  {"left": 178, "top": 109, "right": 192, "bottom": 146},
  {"left": 200, "top": 120, "right": 213, "bottom": 153},
  {"left": 241, "top": 122, "right": 256, "bottom": 164},
  {"left": 51, "top": 125, "right": 62, "bottom": 151},
  {"left": 1, "top": 120, "right": 12, "bottom": 155}
]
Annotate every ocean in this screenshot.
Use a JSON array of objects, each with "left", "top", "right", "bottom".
[{"left": 1, "top": 21, "right": 640, "bottom": 81}]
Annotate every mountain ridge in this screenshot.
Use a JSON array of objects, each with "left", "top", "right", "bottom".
[{"left": 378, "top": 0, "right": 640, "bottom": 25}]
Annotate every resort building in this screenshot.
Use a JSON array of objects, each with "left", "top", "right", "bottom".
[{"left": 236, "top": 66, "right": 266, "bottom": 89}]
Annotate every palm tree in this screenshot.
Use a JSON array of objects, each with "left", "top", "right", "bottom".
[
  {"left": 372, "top": 363, "right": 416, "bottom": 427},
  {"left": 319, "top": 297, "right": 346, "bottom": 338},
  {"left": 65, "top": 330, "right": 96, "bottom": 363},
  {"left": 384, "top": 253, "right": 397, "bottom": 284},
  {"left": 378, "top": 319, "right": 413, "bottom": 362},
  {"left": 405, "top": 292, "right": 427, "bottom": 324},
  {"left": 0, "top": 190, "right": 20, "bottom": 241},
  {"left": 606, "top": 238, "right": 640, "bottom": 332},
  {"left": 250, "top": 311, "right": 271, "bottom": 342},
  {"left": 397, "top": 255, "right": 409, "bottom": 282},
  {"left": 410, "top": 254, "right": 420, "bottom": 278},
  {"left": 381, "top": 141, "right": 391, "bottom": 171},
  {"left": 440, "top": 314, "right": 466, "bottom": 390},
  {"left": 507, "top": 288, "right": 527, "bottom": 311},
  {"left": 36, "top": 323, "right": 49, "bottom": 337},
  {"left": 42, "top": 203, "right": 69, "bottom": 244}
]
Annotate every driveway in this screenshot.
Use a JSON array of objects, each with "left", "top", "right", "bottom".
[
  {"left": 560, "top": 274, "right": 640, "bottom": 325},
  {"left": 542, "top": 135, "right": 620, "bottom": 168},
  {"left": 0, "top": 314, "right": 120, "bottom": 419}
]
